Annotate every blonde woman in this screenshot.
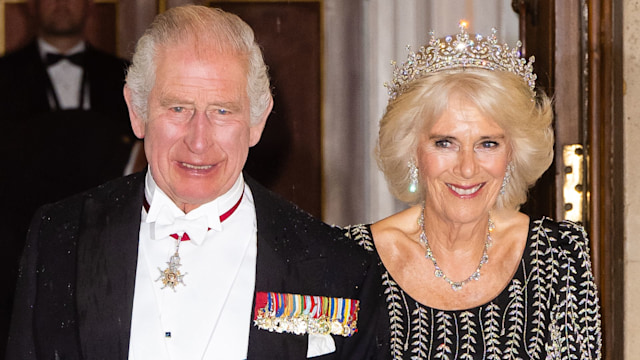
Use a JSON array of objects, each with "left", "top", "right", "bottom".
[{"left": 347, "top": 26, "right": 602, "bottom": 359}]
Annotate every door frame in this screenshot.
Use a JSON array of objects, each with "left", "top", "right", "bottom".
[
  {"left": 585, "top": 0, "right": 625, "bottom": 358},
  {"left": 518, "top": 0, "right": 624, "bottom": 357}
]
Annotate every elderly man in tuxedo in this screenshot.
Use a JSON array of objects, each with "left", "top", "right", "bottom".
[{"left": 6, "top": 5, "right": 382, "bottom": 360}]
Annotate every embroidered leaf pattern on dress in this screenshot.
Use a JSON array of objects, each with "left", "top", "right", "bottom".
[
  {"left": 504, "top": 278, "right": 524, "bottom": 359},
  {"left": 345, "top": 219, "right": 601, "bottom": 359},
  {"left": 527, "top": 223, "right": 548, "bottom": 360},
  {"left": 459, "top": 311, "right": 477, "bottom": 360},
  {"left": 383, "top": 271, "right": 406, "bottom": 359},
  {"left": 483, "top": 303, "right": 503, "bottom": 360},
  {"left": 433, "top": 311, "right": 453, "bottom": 360},
  {"left": 410, "top": 306, "right": 431, "bottom": 360},
  {"left": 344, "top": 224, "right": 375, "bottom": 252}
]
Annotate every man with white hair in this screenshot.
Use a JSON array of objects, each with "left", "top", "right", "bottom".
[{"left": 6, "top": 5, "right": 381, "bottom": 359}]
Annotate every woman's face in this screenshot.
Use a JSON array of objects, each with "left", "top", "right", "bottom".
[{"left": 417, "top": 97, "right": 510, "bottom": 224}]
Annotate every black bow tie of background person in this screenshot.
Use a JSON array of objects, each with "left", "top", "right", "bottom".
[{"left": 45, "top": 52, "right": 85, "bottom": 67}]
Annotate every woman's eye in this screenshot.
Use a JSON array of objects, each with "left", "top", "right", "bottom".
[{"left": 480, "top": 141, "right": 499, "bottom": 149}]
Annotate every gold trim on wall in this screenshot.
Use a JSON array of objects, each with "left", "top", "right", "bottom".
[
  {"left": 0, "top": 0, "right": 27, "bottom": 54},
  {"left": 93, "top": 0, "right": 120, "bottom": 56},
  {"left": 211, "top": 0, "right": 318, "bottom": 2}
]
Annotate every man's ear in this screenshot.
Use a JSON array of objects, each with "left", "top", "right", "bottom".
[
  {"left": 124, "top": 85, "right": 145, "bottom": 139},
  {"left": 249, "top": 96, "right": 273, "bottom": 147}
]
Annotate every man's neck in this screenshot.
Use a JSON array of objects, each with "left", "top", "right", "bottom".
[{"left": 39, "top": 33, "right": 84, "bottom": 54}]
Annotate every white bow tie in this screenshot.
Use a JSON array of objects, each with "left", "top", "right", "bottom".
[
  {"left": 152, "top": 211, "right": 211, "bottom": 245},
  {"left": 145, "top": 188, "right": 243, "bottom": 245}
]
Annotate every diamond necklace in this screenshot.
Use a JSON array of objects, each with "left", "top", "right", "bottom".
[{"left": 418, "top": 206, "right": 494, "bottom": 291}]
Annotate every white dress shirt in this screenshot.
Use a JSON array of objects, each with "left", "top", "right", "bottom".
[
  {"left": 128, "top": 171, "right": 257, "bottom": 360},
  {"left": 38, "top": 38, "right": 89, "bottom": 110}
]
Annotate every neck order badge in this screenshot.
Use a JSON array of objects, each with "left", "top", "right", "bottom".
[{"left": 143, "top": 191, "right": 244, "bottom": 291}]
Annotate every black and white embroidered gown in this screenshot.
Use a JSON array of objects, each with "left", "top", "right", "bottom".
[{"left": 346, "top": 217, "right": 601, "bottom": 360}]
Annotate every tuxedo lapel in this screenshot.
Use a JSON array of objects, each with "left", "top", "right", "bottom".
[
  {"left": 84, "top": 44, "right": 130, "bottom": 122},
  {"left": 85, "top": 44, "right": 110, "bottom": 111},
  {"left": 76, "top": 174, "right": 145, "bottom": 359},
  {"left": 246, "top": 178, "right": 309, "bottom": 359},
  {"left": 244, "top": 176, "right": 377, "bottom": 359},
  {"left": 21, "top": 41, "right": 52, "bottom": 112}
]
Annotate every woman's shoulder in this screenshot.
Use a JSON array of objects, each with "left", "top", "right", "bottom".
[
  {"left": 529, "top": 216, "right": 590, "bottom": 247},
  {"left": 344, "top": 223, "right": 375, "bottom": 252},
  {"left": 527, "top": 216, "right": 594, "bottom": 271},
  {"left": 344, "top": 206, "right": 422, "bottom": 253}
]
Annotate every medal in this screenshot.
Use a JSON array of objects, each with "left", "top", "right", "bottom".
[
  {"left": 253, "top": 292, "right": 360, "bottom": 337},
  {"left": 156, "top": 236, "right": 188, "bottom": 291},
  {"left": 145, "top": 188, "right": 244, "bottom": 292}
]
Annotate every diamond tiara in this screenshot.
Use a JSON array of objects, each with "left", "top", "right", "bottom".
[{"left": 384, "top": 22, "right": 537, "bottom": 99}]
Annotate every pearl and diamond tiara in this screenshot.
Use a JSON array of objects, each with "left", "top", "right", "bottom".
[{"left": 384, "top": 21, "right": 537, "bottom": 100}]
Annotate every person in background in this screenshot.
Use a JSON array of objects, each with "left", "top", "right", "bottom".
[
  {"left": 0, "top": 0, "right": 133, "bottom": 355},
  {"left": 0, "top": 0, "right": 130, "bottom": 118},
  {"left": 346, "top": 24, "right": 602, "bottom": 359},
  {"left": 6, "top": 5, "right": 380, "bottom": 359}
]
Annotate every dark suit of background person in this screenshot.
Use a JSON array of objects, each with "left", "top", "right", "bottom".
[
  {"left": 6, "top": 5, "right": 383, "bottom": 359},
  {"left": 0, "top": 0, "right": 132, "bottom": 356}
]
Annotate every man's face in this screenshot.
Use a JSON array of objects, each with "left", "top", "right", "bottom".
[
  {"left": 36, "top": 0, "right": 88, "bottom": 36},
  {"left": 126, "top": 42, "right": 269, "bottom": 213}
]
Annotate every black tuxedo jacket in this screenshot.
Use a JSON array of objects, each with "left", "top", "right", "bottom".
[{"left": 6, "top": 172, "right": 384, "bottom": 359}]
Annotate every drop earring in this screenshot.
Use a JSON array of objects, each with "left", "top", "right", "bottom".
[
  {"left": 500, "top": 162, "right": 513, "bottom": 195},
  {"left": 408, "top": 160, "right": 419, "bottom": 193}
]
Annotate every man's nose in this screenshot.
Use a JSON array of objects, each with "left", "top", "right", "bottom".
[{"left": 184, "top": 112, "right": 212, "bottom": 153}]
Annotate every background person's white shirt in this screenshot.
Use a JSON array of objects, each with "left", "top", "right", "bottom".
[{"left": 38, "top": 38, "right": 89, "bottom": 110}]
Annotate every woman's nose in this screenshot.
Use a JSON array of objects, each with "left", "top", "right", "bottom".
[{"left": 456, "top": 149, "right": 478, "bottom": 178}]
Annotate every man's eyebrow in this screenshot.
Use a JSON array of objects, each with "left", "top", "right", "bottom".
[
  {"left": 209, "top": 101, "right": 243, "bottom": 110},
  {"left": 157, "top": 94, "right": 244, "bottom": 111},
  {"left": 158, "top": 94, "right": 192, "bottom": 106}
]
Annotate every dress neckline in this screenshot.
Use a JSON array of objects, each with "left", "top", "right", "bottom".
[{"left": 373, "top": 217, "right": 534, "bottom": 312}]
